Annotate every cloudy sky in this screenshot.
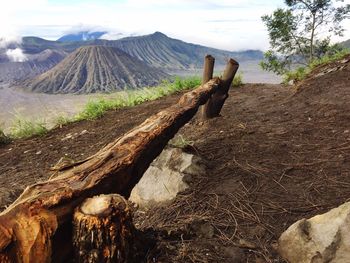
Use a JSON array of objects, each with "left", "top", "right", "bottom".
[{"left": 1, "top": 0, "right": 350, "bottom": 51}]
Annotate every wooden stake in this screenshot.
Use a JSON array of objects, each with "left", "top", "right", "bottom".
[
  {"left": 73, "top": 194, "right": 134, "bottom": 263},
  {"left": 202, "top": 58, "right": 239, "bottom": 119},
  {"left": 199, "top": 55, "right": 215, "bottom": 120}
]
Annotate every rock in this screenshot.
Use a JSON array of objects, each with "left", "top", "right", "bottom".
[
  {"left": 278, "top": 202, "right": 350, "bottom": 263},
  {"left": 129, "top": 146, "right": 205, "bottom": 208}
]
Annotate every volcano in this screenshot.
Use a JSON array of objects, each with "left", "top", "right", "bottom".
[{"left": 21, "top": 45, "right": 168, "bottom": 94}]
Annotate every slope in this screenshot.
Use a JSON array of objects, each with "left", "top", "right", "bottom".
[
  {"left": 2, "top": 54, "right": 350, "bottom": 261},
  {"left": 20, "top": 45, "right": 168, "bottom": 94},
  {"left": 99, "top": 32, "right": 262, "bottom": 69},
  {"left": 0, "top": 49, "right": 67, "bottom": 84}
]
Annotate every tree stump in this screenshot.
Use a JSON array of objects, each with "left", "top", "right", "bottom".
[{"left": 73, "top": 194, "right": 134, "bottom": 263}]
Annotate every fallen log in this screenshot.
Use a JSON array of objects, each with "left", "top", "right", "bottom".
[{"left": 0, "top": 77, "right": 221, "bottom": 262}]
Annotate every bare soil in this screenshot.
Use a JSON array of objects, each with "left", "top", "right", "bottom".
[{"left": 1, "top": 57, "right": 350, "bottom": 262}]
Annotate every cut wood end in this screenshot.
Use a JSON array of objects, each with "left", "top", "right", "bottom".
[
  {"left": 205, "top": 54, "right": 215, "bottom": 61},
  {"left": 228, "top": 58, "right": 239, "bottom": 66},
  {"left": 80, "top": 194, "right": 127, "bottom": 216}
]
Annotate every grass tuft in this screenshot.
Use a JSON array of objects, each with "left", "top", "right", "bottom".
[
  {"left": 54, "top": 115, "right": 74, "bottom": 128},
  {"left": 10, "top": 114, "right": 48, "bottom": 139},
  {"left": 232, "top": 73, "right": 243, "bottom": 87}
]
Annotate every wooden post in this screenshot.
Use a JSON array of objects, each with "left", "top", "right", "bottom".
[
  {"left": 198, "top": 55, "right": 215, "bottom": 120},
  {"left": 73, "top": 194, "right": 134, "bottom": 263},
  {"left": 201, "top": 58, "right": 239, "bottom": 119}
]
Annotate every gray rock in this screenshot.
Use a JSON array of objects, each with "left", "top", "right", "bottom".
[
  {"left": 278, "top": 202, "right": 350, "bottom": 263},
  {"left": 129, "top": 146, "right": 205, "bottom": 208}
]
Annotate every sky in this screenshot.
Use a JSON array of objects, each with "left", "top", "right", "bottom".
[{"left": 1, "top": 0, "right": 350, "bottom": 51}]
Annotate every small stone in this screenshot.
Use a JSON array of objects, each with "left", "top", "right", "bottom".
[
  {"left": 23, "top": 150, "right": 30, "bottom": 154},
  {"left": 36, "top": 151, "right": 42, "bottom": 155},
  {"left": 80, "top": 130, "right": 88, "bottom": 135}
]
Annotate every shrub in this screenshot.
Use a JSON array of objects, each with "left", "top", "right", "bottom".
[
  {"left": 283, "top": 66, "right": 308, "bottom": 84},
  {"left": 232, "top": 73, "right": 243, "bottom": 87}
]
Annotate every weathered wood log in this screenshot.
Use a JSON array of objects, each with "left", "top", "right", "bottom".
[
  {"left": 201, "top": 58, "right": 239, "bottom": 119},
  {"left": 198, "top": 55, "right": 215, "bottom": 120},
  {"left": 0, "top": 77, "right": 220, "bottom": 262},
  {"left": 73, "top": 194, "right": 134, "bottom": 263}
]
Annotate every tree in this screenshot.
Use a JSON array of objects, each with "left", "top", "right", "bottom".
[{"left": 261, "top": 0, "right": 350, "bottom": 75}]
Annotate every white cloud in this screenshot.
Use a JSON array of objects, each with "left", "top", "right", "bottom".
[
  {"left": 1, "top": 0, "right": 350, "bottom": 51},
  {"left": 6, "top": 48, "right": 27, "bottom": 62}
]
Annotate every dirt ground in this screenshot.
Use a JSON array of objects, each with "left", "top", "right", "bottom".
[{"left": 1, "top": 56, "right": 350, "bottom": 262}]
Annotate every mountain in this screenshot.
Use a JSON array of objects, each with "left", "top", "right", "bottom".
[
  {"left": 19, "top": 32, "right": 263, "bottom": 68},
  {"left": 21, "top": 37, "right": 83, "bottom": 54},
  {"left": 0, "top": 32, "right": 264, "bottom": 85},
  {"left": 0, "top": 49, "right": 67, "bottom": 84},
  {"left": 94, "top": 32, "right": 263, "bottom": 69},
  {"left": 340, "top": 39, "right": 350, "bottom": 49},
  {"left": 20, "top": 46, "right": 168, "bottom": 94},
  {"left": 57, "top": 31, "right": 107, "bottom": 42}
]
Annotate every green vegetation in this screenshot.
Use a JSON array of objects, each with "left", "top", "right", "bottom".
[
  {"left": 283, "top": 49, "right": 349, "bottom": 83},
  {"left": 169, "top": 135, "right": 194, "bottom": 149},
  {"left": 232, "top": 73, "right": 243, "bottom": 87},
  {"left": 3, "top": 74, "right": 242, "bottom": 140},
  {"left": 54, "top": 115, "right": 74, "bottom": 128},
  {"left": 75, "top": 76, "right": 201, "bottom": 120},
  {"left": 10, "top": 114, "right": 48, "bottom": 139},
  {"left": 261, "top": 0, "right": 350, "bottom": 75}
]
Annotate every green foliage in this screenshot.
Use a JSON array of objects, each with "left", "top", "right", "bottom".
[
  {"left": 54, "top": 115, "right": 73, "bottom": 128},
  {"left": 261, "top": 0, "right": 350, "bottom": 75},
  {"left": 10, "top": 114, "right": 47, "bottom": 139},
  {"left": 232, "top": 73, "right": 243, "bottom": 87},
  {"left": 309, "top": 48, "right": 349, "bottom": 69},
  {"left": 168, "top": 135, "right": 194, "bottom": 148},
  {"left": 76, "top": 76, "right": 201, "bottom": 121},
  {"left": 283, "top": 66, "right": 308, "bottom": 84},
  {"left": 283, "top": 49, "right": 349, "bottom": 83}
]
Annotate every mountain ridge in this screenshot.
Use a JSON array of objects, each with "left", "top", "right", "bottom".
[
  {"left": 20, "top": 32, "right": 263, "bottom": 67},
  {"left": 57, "top": 31, "right": 107, "bottom": 42},
  {"left": 19, "top": 46, "right": 168, "bottom": 94}
]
